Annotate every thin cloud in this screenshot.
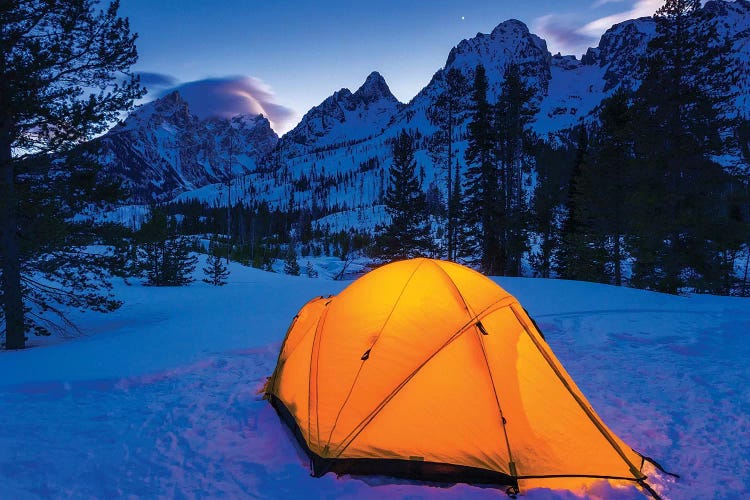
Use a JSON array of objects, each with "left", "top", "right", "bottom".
[
  {"left": 591, "top": 0, "right": 629, "bottom": 8},
  {"left": 136, "top": 72, "right": 179, "bottom": 89},
  {"left": 534, "top": 0, "right": 661, "bottom": 56},
  {"left": 578, "top": 0, "right": 662, "bottom": 38},
  {"left": 533, "top": 14, "right": 599, "bottom": 55},
  {"left": 163, "top": 76, "right": 295, "bottom": 133}
]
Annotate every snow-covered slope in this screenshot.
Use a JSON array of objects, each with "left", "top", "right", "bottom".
[
  {"left": 279, "top": 71, "right": 403, "bottom": 159},
  {"left": 95, "top": 91, "right": 278, "bottom": 202},
  {"left": 1, "top": 261, "right": 748, "bottom": 498},
  {"left": 93, "top": 0, "right": 750, "bottom": 239},
  {"left": 171, "top": 1, "right": 749, "bottom": 230}
]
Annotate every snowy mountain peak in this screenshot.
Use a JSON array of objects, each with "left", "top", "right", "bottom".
[
  {"left": 490, "top": 18, "right": 531, "bottom": 38},
  {"left": 115, "top": 90, "right": 193, "bottom": 133},
  {"left": 353, "top": 71, "right": 399, "bottom": 105},
  {"left": 278, "top": 71, "right": 402, "bottom": 158},
  {"left": 96, "top": 90, "right": 278, "bottom": 202},
  {"left": 441, "top": 17, "right": 551, "bottom": 97}
]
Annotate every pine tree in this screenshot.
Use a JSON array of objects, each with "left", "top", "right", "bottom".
[
  {"left": 630, "top": 0, "right": 740, "bottom": 293},
  {"left": 565, "top": 89, "right": 636, "bottom": 285},
  {"left": 283, "top": 245, "right": 301, "bottom": 276},
  {"left": 305, "top": 260, "right": 319, "bottom": 278},
  {"left": 451, "top": 159, "right": 473, "bottom": 264},
  {"left": 556, "top": 124, "right": 589, "bottom": 279},
  {"left": 464, "top": 64, "right": 502, "bottom": 273},
  {"left": 494, "top": 63, "right": 537, "bottom": 276},
  {"left": 137, "top": 209, "right": 197, "bottom": 286},
  {"left": 427, "top": 68, "right": 467, "bottom": 260},
  {"left": 202, "top": 241, "right": 230, "bottom": 286},
  {"left": 530, "top": 140, "right": 576, "bottom": 278},
  {"left": 0, "top": 1, "right": 144, "bottom": 348},
  {"left": 374, "top": 130, "right": 433, "bottom": 262}
]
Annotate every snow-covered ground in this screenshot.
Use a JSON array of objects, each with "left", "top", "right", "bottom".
[{"left": 1, "top": 257, "right": 748, "bottom": 499}]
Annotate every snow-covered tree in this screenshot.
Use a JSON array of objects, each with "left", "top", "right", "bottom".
[
  {"left": 283, "top": 246, "right": 301, "bottom": 276},
  {"left": 203, "top": 250, "right": 230, "bottom": 286},
  {"left": 137, "top": 209, "right": 197, "bottom": 286}
]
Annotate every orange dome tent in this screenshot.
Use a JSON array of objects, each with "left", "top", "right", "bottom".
[{"left": 265, "top": 258, "right": 670, "bottom": 497}]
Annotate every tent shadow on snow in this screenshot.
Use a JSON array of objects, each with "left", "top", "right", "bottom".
[{"left": 264, "top": 258, "right": 676, "bottom": 498}]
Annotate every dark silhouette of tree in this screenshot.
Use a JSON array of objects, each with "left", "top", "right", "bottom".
[
  {"left": 1, "top": 0, "right": 144, "bottom": 348},
  {"left": 530, "top": 139, "right": 575, "bottom": 278},
  {"left": 564, "top": 89, "right": 636, "bottom": 285},
  {"left": 494, "top": 63, "right": 537, "bottom": 276},
  {"left": 464, "top": 64, "right": 502, "bottom": 273},
  {"left": 136, "top": 209, "right": 197, "bottom": 286},
  {"left": 374, "top": 130, "right": 433, "bottom": 262},
  {"left": 630, "top": 0, "right": 741, "bottom": 293},
  {"left": 283, "top": 245, "right": 301, "bottom": 276},
  {"left": 203, "top": 240, "right": 230, "bottom": 286},
  {"left": 427, "top": 68, "right": 467, "bottom": 261},
  {"left": 556, "top": 124, "right": 589, "bottom": 279}
]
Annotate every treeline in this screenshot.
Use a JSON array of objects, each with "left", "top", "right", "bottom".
[
  {"left": 157, "top": 198, "right": 372, "bottom": 271},
  {"left": 372, "top": 0, "right": 750, "bottom": 295},
  {"left": 535, "top": 0, "right": 750, "bottom": 295}
]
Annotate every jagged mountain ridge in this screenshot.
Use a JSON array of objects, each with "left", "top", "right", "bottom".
[
  {"left": 102, "top": 0, "right": 749, "bottom": 220},
  {"left": 279, "top": 71, "right": 403, "bottom": 160},
  {"left": 96, "top": 91, "right": 278, "bottom": 203}
]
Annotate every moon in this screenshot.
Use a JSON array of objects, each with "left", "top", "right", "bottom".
[{"left": 461, "top": 16, "right": 465, "bottom": 20}]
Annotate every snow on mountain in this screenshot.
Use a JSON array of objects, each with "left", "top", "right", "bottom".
[
  {"left": 102, "top": 1, "right": 750, "bottom": 230},
  {"left": 279, "top": 71, "right": 402, "bottom": 159},
  {"left": 95, "top": 91, "right": 278, "bottom": 202},
  {"left": 445, "top": 19, "right": 552, "bottom": 95},
  {"left": 1, "top": 261, "right": 748, "bottom": 498}
]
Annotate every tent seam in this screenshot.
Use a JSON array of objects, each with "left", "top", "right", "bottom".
[
  {"left": 323, "top": 259, "right": 427, "bottom": 450},
  {"left": 474, "top": 326, "right": 517, "bottom": 476},
  {"left": 430, "top": 261, "right": 517, "bottom": 474},
  {"left": 329, "top": 296, "right": 517, "bottom": 458},
  {"left": 308, "top": 302, "right": 332, "bottom": 452},
  {"left": 508, "top": 304, "right": 646, "bottom": 481}
]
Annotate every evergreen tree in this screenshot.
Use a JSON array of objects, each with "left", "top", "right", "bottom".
[
  {"left": 283, "top": 245, "right": 301, "bottom": 276},
  {"left": 426, "top": 68, "right": 467, "bottom": 260},
  {"left": 530, "top": 140, "right": 576, "bottom": 278},
  {"left": 594, "top": 89, "right": 635, "bottom": 285},
  {"left": 630, "top": 0, "right": 741, "bottom": 293},
  {"left": 374, "top": 130, "right": 433, "bottom": 262},
  {"left": 494, "top": 63, "right": 537, "bottom": 276},
  {"left": 556, "top": 124, "right": 589, "bottom": 279},
  {"left": 451, "top": 159, "right": 473, "bottom": 264},
  {"left": 305, "top": 260, "right": 318, "bottom": 278},
  {"left": 202, "top": 241, "right": 230, "bottom": 286},
  {"left": 137, "top": 209, "right": 197, "bottom": 286},
  {"left": 565, "top": 89, "right": 636, "bottom": 285},
  {"left": 0, "top": 0, "right": 144, "bottom": 348},
  {"left": 464, "top": 64, "right": 502, "bottom": 273}
]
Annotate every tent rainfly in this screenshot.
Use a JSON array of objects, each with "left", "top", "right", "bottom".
[{"left": 265, "top": 258, "right": 675, "bottom": 498}]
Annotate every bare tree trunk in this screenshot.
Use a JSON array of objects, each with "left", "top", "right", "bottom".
[
  {"left": 743, "top": 244, "right": 750, "bottom": 296},
  {"left": 614, "top": 234, "right": 622, "bottom": 286},
  {"left": 446, "top": 102, "right": 453, "bottom": 261},
  {"left": 0, "top": 123, "right": 25, "bottom": 349},
  {"left": 226, "top": 134, "right": 233, "bottom": 264}
]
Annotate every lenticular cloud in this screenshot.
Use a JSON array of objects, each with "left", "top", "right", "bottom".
[{"left": 164, "top": 76, "right": 295, "bottom": 132}]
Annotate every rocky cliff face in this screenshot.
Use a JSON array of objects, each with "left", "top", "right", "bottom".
[
  {"left": 279, "top": 71, "right": 402, "bottom": 160},
  {"left": 97, "top": 1, "right": 750, "bottom": 207},
  {"left": 95, "top": 91, "right": 278, "bottom": 202}
]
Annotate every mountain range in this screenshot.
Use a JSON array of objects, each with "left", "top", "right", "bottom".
[{"left": 93, "top": 0, "right": 750, "bottom": 224}]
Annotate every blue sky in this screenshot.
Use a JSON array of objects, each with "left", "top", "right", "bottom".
[{"left": 119, "top": 0, "right": 662, "bottom": 133}]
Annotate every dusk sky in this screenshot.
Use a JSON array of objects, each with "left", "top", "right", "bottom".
[{"left": 120, "top": 0, "right": 663, "bottom": 134}]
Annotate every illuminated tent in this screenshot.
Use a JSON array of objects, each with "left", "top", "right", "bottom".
[{"left": 265, "top": 258, "right": 668, "bottom": 497}]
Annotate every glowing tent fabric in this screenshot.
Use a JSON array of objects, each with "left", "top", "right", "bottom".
[{"left": 265, "top": 258, "right": 661, "bottom": 496}]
